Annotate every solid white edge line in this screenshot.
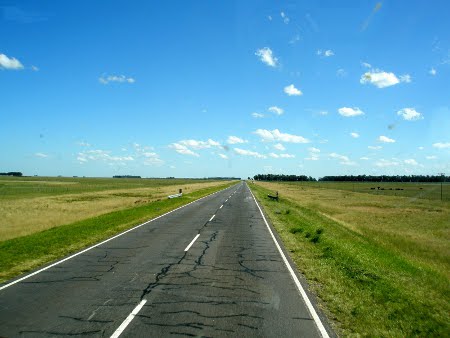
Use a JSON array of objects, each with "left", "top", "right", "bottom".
[
  {"left": 184, "top": 234, "right": 200, "bottom": 252},
  {"left": 248, "top": 185, "right": 330, "bottom": 338},
  {"left": 0, "top": 184, "right": 238, "bottom": 291},
  {"left": 110, "top": 299, "right": 147, "bottom": 338},
  {"left": 209, "top": 214, "right": 215, "bottom": 222}
]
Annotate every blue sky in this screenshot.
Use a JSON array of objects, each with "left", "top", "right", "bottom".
[{"left": 1, "top": 1, "right": 449, "bottom": 178}]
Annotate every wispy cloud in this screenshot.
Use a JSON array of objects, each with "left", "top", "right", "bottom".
[
  {"left": 218, "top": 153, "right": 228, "bottom": 159},
  {"left": 227, "top": 136, "right": 247, "bottom": 144},
  {"left": 338, "top": 107, "right": 364, "bottom": 117},
  {"left": 280, "top": 11, "right": 289, "bottom": 24},
  {"left": 284, "top": 84, "right": 302, "bottom": 96},
  {"left": 329, "top": 152, "right": 357, "bottom": 165},
  {"left": 433, "top": 142, "right": 450, "bottom": 149},
  {"left": 35, "top": 152, "right": 48, "bottom": 158},
  {"left": 375, "top": 159, "right": 400, "bottom": 167},
  {"left": 0, "top": 53, "right": 24, "bottom": 70},
  {"left": 361, "top": 2, "right": 383, "bottom": 31},
  {"left": 429, "top": 68, "right": 437, "bottom": 76},
  {"left": 378, "top": 135, "right": 395, "bottom": 143},
  {"left": 252, "top": 112, "right": 264, "bottom": 118},
  {"left": 317, "top": 49, "right": 334, "bottom": 57},
  {"left": 368, "top": 145, "right": 382, "bottom": 150},
  {"left": 77, "top": 141, "right": 91, "bottom": 147},
  {"left": 269, "top": 153, "right": 295, "bottom": 158},
  {"left": 404, "top": 159, "right": 418, "bottom": 165},
  {"left": 254, "top": 129, "right": 309, "bottom": 143},
  {"left": 336, "top": 68, "right": 347, "bottom": 77},
  {"left": 397, "top": 108, "right": 423, "bottom": 121},
  {"left": 77, "top": 149, "right": 134, "bottom": 163},
  {"left": 233, "top": 148, "right": 266, "bottom": 159},
  {"left": 274, "top": 143, "right": 286, "bottom": 151},
  {"left": 268, "top": 106, "right": 284, "bottom": 115},
  {"left": 169, "top": 143, "right": 200, "bottom": 157},
  {"left": 255, "top": 47, "right": 279, "bottom": 67},
  {"left": 99, "top": 74, "right": 135, "bottom": 84},
  {"left": 350, "top": 132, "right": 360, "bottom": 138}
]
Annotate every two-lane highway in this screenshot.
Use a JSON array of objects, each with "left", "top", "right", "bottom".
[{"left": 0, "top": 182, "right": 332, "bottom": 337}]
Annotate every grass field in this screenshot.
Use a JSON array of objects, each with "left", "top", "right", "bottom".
[
  {"left": 249, "top": 181, "right": 449, "bottom": 336},
  {"left": 0, "top": 176, "right": 231, "bottom": 241},
  {"left": 0, "top": 177, "right": 237, "bottom": 282},
  {"left": 298, "top": 181, "right": 450, "bottom": 201}
]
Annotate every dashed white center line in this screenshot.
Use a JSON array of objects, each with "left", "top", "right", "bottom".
[
  {"left": 110, "top": 299, "right": 147, "bottom": 338},
  {"left": 225, "top": 199, "right": 228, "bottom": 202},
  {"left": 184, "top": 234, "right": 200, "bottom": 252},
  {"left": 209, "top": 214, "right": 215, "bottom": 222},
  {"left": 220, "top": 205, "right": 223, "bottom": 209}
]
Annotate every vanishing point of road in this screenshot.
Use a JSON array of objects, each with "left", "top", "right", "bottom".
[{"left": 0, "top": 182, "right": 333, "bottom": 337}]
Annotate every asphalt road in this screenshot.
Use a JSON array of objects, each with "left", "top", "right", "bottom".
[{"left": 0, "top": 182, "right": 333, "bottom": 337}]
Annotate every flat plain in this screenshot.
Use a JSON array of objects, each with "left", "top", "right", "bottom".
[{"left": 249, "top": 181, "right": 449, "bottom": 336}]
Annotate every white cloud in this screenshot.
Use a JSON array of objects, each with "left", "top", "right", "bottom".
[
  {"left": 227, "top": 136, "right": 247, "bottom": 144},
  {"left": 254, "top": 129, "right": 309, "bottom": 143},
  {"left": 289, "top": 34, "right": 300, "bottom": 45},
  {"left": 77, "top": 141, "right": 91, "bottom": 147},
  {"left": 378, "top": 135, "right": 396, "bottom": 143},
  {"left": 268, "top": 106, "right": 284, "bottom": 115},
  {"left": 429, "top": 68, "right": 437, "bottom": 76},
  {"left": 252, "top": 112, "right": 264, "bottom": 118},
  {"left": 35, "top": 152, "right": 48, "bottom": 158},
  {"left": 362, "top": 62, "right": 372, "bottom": 68},
  {"left": 274, "top": 143, "right": 286, "bottom": 151},
  {"left": 179, "top": 139, "right": 220, "bottom": 149},
  {"left": 218, "top": 153, "right": 228, "bottom": 159},
  {"left": 318, "top": 111, "right": 328, "bottom": 115},
  {"left": 360, "top": 70, "right": 400, "bottom": 88},
  {"left": 143, "top": 153, "right": 164, "bottom": 166},
  {"left": 0, "top": 53, "right": 24, "bottom": 70},
  {"left": 31, "top": 65, "right": 39, "bottom": 71},
  {"left": 338, "top": 107, "right": 364, "bottom": 117},
  {"left": 308, "top": 147, "right": 320, "bottom": 153},
  {"left": 397, "top": 108, "right": 423, "bottom": 121},
  {"left": 433, "top": 142, "right": 450, "bottom": 149},
  {"left": 77, "top": 149, "right": 135, "bottom": 163},
  {"left": 255, "top": 47, "right": 279, "bottom": 67},
  {"left": 305, "top": 155, "right": 319, "bottom": 161},
  {"left": 234, "top": 148, "right": 266, "bottom": 159},
  {"left": 375, "top": 159, "right": 400, "bottom": 167},
  {"left": 280, "top": 11, "right": 289, "bottom": 24},
  {"left": 269, "top": 153, "right": 295, "bottom": 158},
  {"left": 169, "top": 143, "right": 200, "bottom": 157},
  {"left": 336, "top": 68, "right": 347, "bottom": 77},
  {"left": 426, "top": 155, "right": 437, "bottom": 160},
  {"left": 350, "top": 132, "right": 360, "bottom": 138},
  {"left": 360, "top": 157, "right": 370, "bottom": 160},
  {"left": 329, "top": 152, "right": 349, "bottom": 162},
  {"left": 99, "top": 74, "right": 135, "bottom": 84},
  {"left": 368, "top": 145, "right": 382, "bottom": 150},
  {"left": 284, "top": 84, "right": 302, "bottom": 96},
  {"left": 268, "top": 15, "right": 272, "bottom": 21},
  {"left": 418, "top": 146, "right": 425, "bottom": 150},
  {"left": 404, "top": 159, "right": 418, "bottom": 165},
  {"left": 317, "top": 49, "right": 334, "bottom": 57},
  {"left": 399, "top": 74, "right": 412, "bottom": 83}
]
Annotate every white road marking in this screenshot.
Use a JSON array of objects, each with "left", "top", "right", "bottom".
[
  {"left": 248, "top": 186, "right": 330, "bottom": 338},
  {"left": 225, "top": 199, "right": 228, "bottom": 202},
  {"left": 110, "top": 299, "right": 147, "bottom": 338},
  {"left": 209, "top": 214, "right": 215, "bottom": 222},
  {"left": 220, "top": 205, "right": 223, "bottom": 209},
  {"left": 184, "top": 234, "right": 200, "bottom": 252},
  {"left": 0, "top": 184, "right": 238, "bottom": 291}
]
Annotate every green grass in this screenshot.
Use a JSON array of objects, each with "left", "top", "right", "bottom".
[
  {"left": 0, "top": 176, "right": 218, "bottom": 200},
  {"left": 249, "top": 182, "right": 450, "bottom": 336},
  {"left": 270, "top": 181, "right": 450, "bottom": 201},
  {"left": 0, "top": 182, "right": 236, "bottom": 283}
]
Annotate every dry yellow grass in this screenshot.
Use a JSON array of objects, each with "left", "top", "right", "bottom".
[
  {"left": 0, "top": 181, "right": 225, "bottom": 241},
  {"left": 255, "top": 181, "right": 450, "bottom": 277}
]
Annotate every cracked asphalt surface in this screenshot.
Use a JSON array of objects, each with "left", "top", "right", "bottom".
[{"left": 0, "top": 182, "right": 331, "bottom": 337}]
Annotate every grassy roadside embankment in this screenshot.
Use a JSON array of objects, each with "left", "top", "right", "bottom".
[
  {"left": 0, "top": 180, "right": 237, "bottom": 283},
  {"left": 249, "top": 181, "right": 449, "bottom": 336}
]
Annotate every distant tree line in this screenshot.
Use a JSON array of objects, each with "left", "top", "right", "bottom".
[
  {"left": 113, "top": 175, "right": 141, "bottom": 179},
  {"left": 253, "top": 174, "right": 316, "bottom": 181},
  {"left": 0, "top": 172, "right": 23, "bottom": 177},
  {"left": 319, "top": 175, "right": 449, "bottom": 182}
]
